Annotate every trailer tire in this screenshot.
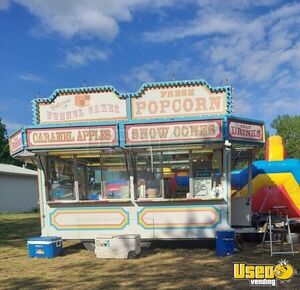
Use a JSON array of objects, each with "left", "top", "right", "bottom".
[
  {"left": 82, "top": 241, "right": 95, "bottom": 252},
  {"left": 128, "top": 251, "right": 138, "bottom": 259}
]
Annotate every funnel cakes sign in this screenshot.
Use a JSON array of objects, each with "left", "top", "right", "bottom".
[
  {"left": 131, "top": 84, "right": 227, "bottom": 120},
  {"left": 125, "top": 120, "right": 222, "bottom": 145},
  {"left": 38, "top": 91, "right": 127, "bottom": 124},
  {"left": 228, "top": 120, "right": 264, "bottom": 142}
]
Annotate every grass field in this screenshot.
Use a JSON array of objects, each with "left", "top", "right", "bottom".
[{"left": 0, "top": 213, "right": 299, "bottom": 289}]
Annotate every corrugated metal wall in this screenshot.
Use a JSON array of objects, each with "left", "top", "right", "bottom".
[{"left": 0, "top": 173, "right": 38, "bottom": 212}]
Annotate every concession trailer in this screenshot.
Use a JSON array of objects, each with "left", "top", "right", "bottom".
[{"left": 9, "top": 79, "right": 265, "bottom": 244}]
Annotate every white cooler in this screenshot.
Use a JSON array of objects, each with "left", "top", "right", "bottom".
[{"left": 95, "top": 234, "right": 141, "bottom": 259}]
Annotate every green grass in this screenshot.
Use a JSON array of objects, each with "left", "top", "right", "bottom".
[{"left": 0, "top": 213, "right": 300, "bottom": 289}]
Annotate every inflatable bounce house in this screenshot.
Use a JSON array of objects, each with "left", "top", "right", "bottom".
[{"left": 232, "top": 136, "right": 300, "bottom": 221}]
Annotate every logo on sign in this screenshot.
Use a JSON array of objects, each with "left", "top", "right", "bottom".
[
  {"left": 233, "top": 259, "right": 296, "bottom": 287},
  {"left": 75, "top": 94, "right": 90, "bottom": 107},
  {"left": 36, "top": 249, "right": 45, "bottom": 255}
]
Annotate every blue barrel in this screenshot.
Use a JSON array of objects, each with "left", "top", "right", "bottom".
[{"left": 216, "top": 230, "right": 235, "bottom": 256}]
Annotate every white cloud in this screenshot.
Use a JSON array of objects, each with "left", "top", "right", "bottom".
[
  {"left": 4, "top": 0, "right": 299, "bottom": 126},
  {"left": 10, "top": 0, "right": 175, "bottom": 40},
  {"left": 144, "top": 1, "right": 300, "bottom": 87},
  {"left": 232, "top": 89, "right": 253, "bottom": 117},
  {"left": 260, "top": 96, "right": 300, "bottom": 118},
  {"left": 61, "top": 46, "right": 109, "bottom": 67},
  {"left": 144, "top": 14, "right": 241, "bottom": 43},
  {"left": 121, "top": 58, "right": 205, "bottom": 89},
  {"left": 122, "top": 57, "right": 239, "bottom": 91},
  {"left": 144, "top": 0, "right": 282, "bottom": 43},
  {"left": 0, "top": 0, "right": 10, "bottom": 10},
  {"left": 3, "top": 120, "right": 24, "bottom": 131},
  {"left": 19, "top": 73, "right": 45, "bottom": 83}
]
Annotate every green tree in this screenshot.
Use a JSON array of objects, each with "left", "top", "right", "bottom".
[
  {"left": 0, "top": 118, "right": 23, "bottom": 165},
  {"left": 271, "top": 115, "right": 300, "bottom": 159},
  {"left": 255, "top": 130, "right": 270, "bottom": 160},
  {"left": 0, "top": 118, "right": 10, "bottom": 162}
]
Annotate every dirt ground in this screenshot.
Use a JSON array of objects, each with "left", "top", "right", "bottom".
[{"left": 0, "top": 213, "right": 299, "bottom": 290}]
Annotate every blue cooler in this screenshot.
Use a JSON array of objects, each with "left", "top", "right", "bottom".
[
  {"left": 216, "top": 230, "right": 235, "bottom": 256},
  {"left": 27, "top": 236, "right": 63, "bottom": 258}
]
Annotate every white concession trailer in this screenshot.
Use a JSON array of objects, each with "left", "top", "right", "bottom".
[{"left": 9, "top": 79, "right": 265, "bottom": 243}]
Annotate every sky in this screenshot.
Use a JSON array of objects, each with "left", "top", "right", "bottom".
[{"left": 0, "top": 0, "right": 300, "bottom": 135}]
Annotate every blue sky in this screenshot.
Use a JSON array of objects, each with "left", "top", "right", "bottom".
[{"left": 0, "top": 0, "right": 300, "bottom": 134}]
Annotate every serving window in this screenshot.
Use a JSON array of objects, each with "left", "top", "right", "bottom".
[
  {"left": 46, "top": 152, "right": 130, "bottom": 201},
  {"left": 46, "top": 146, "right": 224, "bottom": 202},
  {"left": 83, "top": 154, "right": 130, "bottom": 200},
  {"left": 133, "top": 146, "right": 224, "bottom": 200},
  {"left": 48, "top": 157, "right": 76, "bottom": 200},
  {"left": 135, "top": 151, "right": 163, "bottom": 199},
  {"left": 191, "top": 149, "right": 223, "bottom": 199}
]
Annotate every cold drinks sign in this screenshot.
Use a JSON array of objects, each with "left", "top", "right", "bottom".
[{"left": 228, "top": 120, "right": 264, "bottom": 142}]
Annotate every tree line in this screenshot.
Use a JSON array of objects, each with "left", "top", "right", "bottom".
[{"left": 0, "top": 118, "right": 23, "bottom": 166}]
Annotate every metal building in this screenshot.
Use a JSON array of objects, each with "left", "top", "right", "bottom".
[{"left": 0, "top": 163, "right": 38, "bottom": 212}]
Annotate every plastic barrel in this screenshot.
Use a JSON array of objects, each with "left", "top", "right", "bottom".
[{"left": 216, "top": 230, "right": 235, "bottom": 256}]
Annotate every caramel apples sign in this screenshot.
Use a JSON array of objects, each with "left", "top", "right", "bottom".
[{"left": 26, "top": 125, "right": 118, "bottom": 149}]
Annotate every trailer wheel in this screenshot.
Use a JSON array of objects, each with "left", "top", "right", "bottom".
[
  {"left": 82, "top": 241, "right": 95, "bottom": 252},
  {"left": 127, "top": 251, "right": 138, "bottom": 259}
]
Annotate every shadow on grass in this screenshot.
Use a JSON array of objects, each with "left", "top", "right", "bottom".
[
  {"left": 2, "top": 277, "right": 54, "bottom": 290},
  {"left": 0, "top": 215, "right": 40, "bottom": 247},
  {"left": 150, "top": 239, "right": 215, "bottom": 249},
  {"left": 1, "top": 214, "right": 300, "bottom": 290},
  {"left": 62, "top": 241, "right": 86, "bottom": 255}
]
